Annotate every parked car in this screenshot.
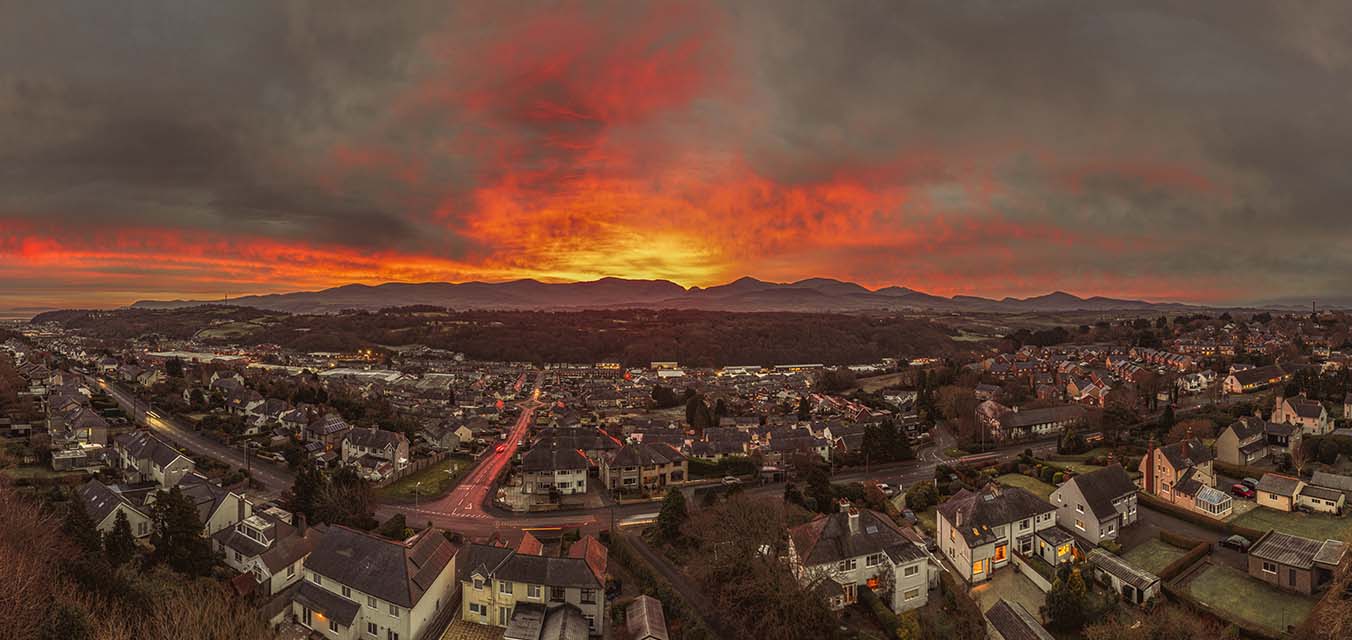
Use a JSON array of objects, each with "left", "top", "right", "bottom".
[
  {"left": 721, "top": 476, "right": 741, "bottom": 486},
  {"left": 1219, "top": 535, "right": 1252, "bottom": 552},
  {"left": 1241, "top": 477, "right": 1261, "bottom": 490},
  {"left": 1231, "top": 483, "right": 1256, "bottom": 498},
  {"left": 877, "top": 482, "right": 895, "bottom": 496},
  {"left": 901, "top": 509, "right": 918, "bottom": 525}
]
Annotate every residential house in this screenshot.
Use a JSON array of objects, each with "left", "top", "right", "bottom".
[
  {"left": 625, "top": 596, "right": 668, "bottom": 640},
  {"left": 1272, "top": 393, "right": 1332, "bottom": 436},
  {"left": 459, "top": 536, "right": 608, "bottom": 637},
  {"left": 936, "top": 485, "right": 1057, "bottom": 583},
  {"left": 214, "top": 508, "right": 320, "bottom": 598},
  {"left": 1049, "top": 464, "right": 1138, "bottom": 545},
  {"left": 1256, "top": 473, "right": 1303, "bottom": 512},
  {"left": 306, "top": 413, "right": 353, "bottom": 461},
  {"left": 1247, "top": 531, "right": 1347, "bottom": 595},
  {"left": 1215, "top": 417, "right": 1274, "bottom": 466},
  {"left": 49, "top": 404, "right": 108, "bottom": 447},
  {"left": 1310, "top": 471, "right": 1352, "bottom": 501},
  {"left": 177, "top": 471, "right": 252, "bottom": 535},
  {"left": 113, "top": 430, "right": 196, "bottom": 489},
  {"left": 418, "top": 423, "right": 461, "bottom": 451},
  {"left": 984, "top": 599, "right": 1054, "bottom": 640},
  {"left": 975, "top": 402, "right": 1086, "bottom": 442},
  {"left": 76, "top": 478, "right": 152, "bottom": 539},
  {"left": 1222, "top": 365, "right": 1289, "bottom": 394},
  {"left": 519, "top": 444, "right": 589, "bottom": 496},
  {"left": 1086, "top": 549, "right": 1161, "bottom": 606},
  {"left": 600, "top": 443, "right": 687, "bottom": 494},
  {"left": 1139, "top": 439, "right": 1232, "bottom": 519},
  {"left": 787, "top": 505, "right": 936, "bottom": 612},
  {"left": 341, "top": 427, "right": 410, "bottom": 471},
  {"left": 292, "top": 525, "right": 458, "bottom": 640}
]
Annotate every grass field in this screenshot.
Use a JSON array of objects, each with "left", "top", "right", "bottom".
[
  {"left": 1231, "top": 505, "right": 1352, "bottom": 541},
  {"left": 1121, "top": 539, "right": 1187, "bottom": 575},
  {"left": 995, "top": 473, "right": 1056, "bottom": 500},
  {"left": 1187, "top": 563, "right": 1315, "bottom": 633},
  {"left": 374, "top": 455, "right": 473, "bottom": 503},
  {"left": 853, "top": 372, "right": 910, "bottom": 392},
  {"left": 1, "top": 465, "right": 88, "bottom": 481}
]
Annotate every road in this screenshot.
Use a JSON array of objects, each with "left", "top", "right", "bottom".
[{"left": 88, "top": 375, "right": 294, "bottom": 495}]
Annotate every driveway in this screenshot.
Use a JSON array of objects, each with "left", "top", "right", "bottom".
[
  {"left": 1123, "top": 505, "right": 1247, "bottom": 571},
  {"left": 969, "top": 567, "right": 1047, "bottom": 621}
]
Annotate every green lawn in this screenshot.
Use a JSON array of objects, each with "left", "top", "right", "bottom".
[
  {"left": 374, "top": 455, "right": 473, "bottom": 503},
  {"left": 996, "top": 473, "right": 1056, "bottom": 500},
  {"left": 1187, "top": 563, "right": 1315, "bottom": 633},
  {"left": 1121, "top": 539, "right": 1187, "bottom": 575},
  {"left": 1231, "top": 506, "right": 1352, "bottom": 541},
  {"left": 1, "top": 465, "right": 88, "bottom": 481}
]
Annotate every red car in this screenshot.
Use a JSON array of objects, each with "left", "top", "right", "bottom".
[
  {"left": 495, "top": 444, "right": 507, "bottom": 453},
  {"left": 1231, "top": 483, "right": 1255, "bottom": 498}
]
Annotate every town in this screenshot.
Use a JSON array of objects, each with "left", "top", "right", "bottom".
[{"left": 2, "top": 305, "right": 1351, "bottom": 640}]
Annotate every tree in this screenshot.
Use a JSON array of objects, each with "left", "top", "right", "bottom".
[
  {"left": 1058, "top": 426, "right": 1088, "bottom": 455},
  {"left": 103, "top": 509, "right": 137, "bottom": 566},
  {"left": 796, "top": 397, "right": 812, "bottom": 421},
  {"left": 656, "top": 488, "right": 688, "bottom": 544},
  {"left": 38, "top": 602, "right": 93, "bottom": 640},
  {"left": 1044, "top": 563, "right": 1109, "bottom": 633},
  {"left": 376, "top": 513, "right": 409, "bottom": 540},
  {"left": 165, "top": 358, "right": 184, "bottom": 378},
  {"left": 895, "top": 611, "right": 921, "bottom": 640},
  {"left": 1085, "top": 603, "right": 1223, "bottom": 640},
  {"left": 783, "top": 482, "right": 806, "bottom": 508},
  {"left": 287, "top": 462, "right": 325, "bottom": 519},
  {"left": 149, "top": 486, "right": 214, "bottom": 577},
  {"left": 61, "top": 495, "right": 103, "bottom": 555},
  {"left": 1319, "top": 438, "right": 1340, "bottom": 465},
  {"left": 650, "top": 384, "right": 682, "bottom": 409},
  {"left": 1099, "top": 403, "right": 1139, "bottom": 446},
  {"left": 904, "top": 481, "right": 939, "bottom": 512},
  {"left": 1157, "top": 404, "right": 1176, "bottom": 432},
  {"left": 1167, "top": 418, "right": 1215, "bottom": 444}
]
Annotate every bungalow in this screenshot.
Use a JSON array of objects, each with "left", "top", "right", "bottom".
[
  {"left": 1272, "top": 393, "right": 1332, "bottom": 436},
  {"left": 293, "top": 525, "right": 458, "bottom": 640},
  {"left": 1247, "top": 531, "right": 1347, "bottom": 595},
  {"left": 1049, "top": 464, "right": 1138, "bottom": 545},
  {"left": 936, "top": 485, "right": 1057, "bottom": 583},
  {"left": 1310, "top": 471, "right": 1352, "bottom": 501},
  {"left": 1139, "top": 439, "right": 1232, "bottom": 519},
  {"left": 459, "top": 536, "right": 607, "bottom": 637},
  {"left": 77, "top": 478, "right": 153, "bottom": 538},
  {"left": 1256, "top": 473, "right": 1303, "bottom": 512},
  {"left": 787, "top": 505, "right": 936, "bottom": 612},
  {"left": 1223, "top": 365, "right": 1289, "bottom": 394},
  {"left": 975, "top": 402, "right": 1086, "bottom": 442}
]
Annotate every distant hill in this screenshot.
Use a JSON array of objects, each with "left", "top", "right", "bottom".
[{"left": 131, "top": 277, "right": 1202, "bottom": 315}]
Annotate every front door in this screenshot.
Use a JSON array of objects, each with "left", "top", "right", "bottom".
[{"left": 301, "top": 606, "right": 311, "bottom": 627}]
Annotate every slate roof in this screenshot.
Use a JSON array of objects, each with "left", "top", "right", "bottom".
[
  {"left": 504, "top": 602, "right": 590, "bottom": 640},
  {"left": 1257, "top": 473, "right": 1302, "bottom": 498},
  {"left": 1087, "top": 548, "right": 1160, "bottom": 591},
  {"left": 177, "top": 472, "right": 236, "bottom": 525},
  {"left": 1265, "top": 421, "right": 1298, "bottom": 437},
  {"left": 1300, "top": 484, "right": 1343, "bottom": 502},
  {"left": 305, "top": 525, "right": 456, "bottom": 608},
  {"left": 460, "top": 540, "right": 604, "bottom": 589},
  {"left": 344, "top": 427, "right": 406, "bottom": 450},
  {"left": 1157, "top": 439, "right": 1213, "bottom": 470},
  {"left": 1229, "top": 365, "right": 1287, "bottom": 387},
  {"left": 789, "top": 508, "right": 928, "bottom": 567},
  {"left": 77, "top": 478, "right": 144, "bottom": 524},
  {"left": 1284, "top": 396, "right": 1325, "bottom": 420},
  {"left": 307, "top": 413, "right": 352, "bottom": 436},
  {"left": 985, "top": 599, "right": 1054, "bottom": 640},
  {"left": 608, "top": 442, "right": 685, "bottom": 467},
  {"left": 999, "top": 405, "right": 1086, "bottom": 430},
  {"left": 521, "top": 444, "right": 590, "bottom": 473},
  {"left": 937, "top": 486, "right": 1055, "bottom": 548},
  {"left": 626, "top": 595, "right": 669, "bottom": 640},
  {"left": 1226, "top": 416, "right": 1267, "bottom": 441},
  {"left": 1251, "top": 531, "right": 1346, "bottom": 570},
  {"left": 1311, "top": 471, "right": 1352, "bottom": 493},
  {"left": 294, "top": 581, "right": 360, "bottom": 626},
  {"left": 115, "top": 430, "right": 190, "bottom": 468},
  {"left": 1061, "top": 464, "right": 1136, "bottom": 522}
]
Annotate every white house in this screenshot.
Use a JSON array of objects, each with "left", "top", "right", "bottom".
[
  {"left": 787, "top": 505, "right": 937, "bottom": 612},
  {"left": 113, "top": 430, "right": 196, "bottom": 489},
  {"left": 1272, "top": 393, "right": 1332, "bottom": 436},
  {"left": 1049, "top": 464, "right": 1138, "bottom": 545},
  {"left": 936, "top": 485, "right": 1057, "bottom": 583}
]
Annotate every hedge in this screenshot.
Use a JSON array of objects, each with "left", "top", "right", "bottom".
[
  {"left": 859, "top": 585, "right": 899, "bottom": 635},
  {"left": 1157, "top": 542, "right": 1211, "bottom": 581},
  {"left": 608, "top": 536, "right": 716, "bottom": 640},
  {"left": 1159, "top": 529, "right": 1208, "bottom": 550},
  {"left": 1213, "top": 460, "right": 1271, "bottom": 482},
  {"left": 1137, "top": 492, "right": 1267, "bottom": 541}
]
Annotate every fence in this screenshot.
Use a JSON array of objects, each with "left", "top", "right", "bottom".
[
  {"left": 372, "top": 451, "right": 450, "bottom": 488},
  {"left": 1012, "top": 552, "right": 1055, "bottom": 592}
]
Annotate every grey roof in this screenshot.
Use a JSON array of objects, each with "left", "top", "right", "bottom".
[
  {"left": 307, "top": 413, "right": 352, "bottom": 436},
  {"left": 1226, "top": 416, "right": 1266, "bottom": 441},
  {"left": 1251, "top": 531, "right": 1345, "bottom": 570},
  {"left": 504, "top": 602, "right": 590, "bottom": 640},
  {"left": 999, "top": 405, "right": 1085, "bottom": 430},
  {"left": 938, "top": 486, "right": 1055, "bottom": 548},
  {"left": 77, "top": 478, "right": 144, "bottom": 524},
  {"left": 1088, "top": 549, "right": 1160, "bottom": 591},
  {"left": 460, "top": 543, "right": 604, "bottom": 589},
  {"left": 1157, "top": 439, "right": 1214, "bottom": 470},
  {"left": 294, "top": 581, "right": 360, "bottom": 626},
  {"left": 115, "top": 430, "right": 191, "bottom": 469},
  {"left": 1062, "top": 464, "right": 1136, "bottom": 522},
  {"left": 1314, "top": 540, "right": 1348, "bottom": 567},
  {"left": 176, "top": 472, "right": 235, "bottom": 524},
  {"left": 344, "top": 427, "right": 406, "bottom": 450},
  {"left": 626, "top": 595, "right": 669, "bottom": 640},
  {"left": 789, "top": 509, "right": 928, "bottom": 567},
  {"left": 1229, "top": 365, "right": 1287, "bottom": 386},
  {"left": 305, "top": 525, "right": 455, "bottom": 608},
  {"left": 1299, "top": 484, "right": 1344, "bottom": 502},
  {"left": 1256, "top": 473, "right": 1302, "bottom": 498},
  {"left": 1239, "top": 439, "right": 1270, "bottom": 455},
  {"left": 608, "top": 442, "right": 685, "bottom": 467},
  {"left": 1311, "top": 471, "right": 1352, "bottom": 492},
  {"left": 521, "top": 444, "right": 591, "bottom": 473},
  {"left": 1285, "top": 397, "right": 1324, "bottom": 419},
  {"left": 985, "top": 599, "right": 1054, "bottom": 640},
  {"left": 1036, "top": 527, "right": 1074, "bottom": 546}
]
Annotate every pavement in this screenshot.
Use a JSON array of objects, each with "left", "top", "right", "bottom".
[{"left": 969, "top": 567, "right": 1047, "bottom": 618}]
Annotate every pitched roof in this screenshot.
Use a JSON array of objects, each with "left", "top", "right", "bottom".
[
  {"left": 1229, "top": 365, "right": 1287, "bottom": 386},
  {"left": 567, "top": 536, "right": 609, "bottom": 586},
  {"left": 1060, "top": 464, "right": 1136, "bottom": 522},
  {"left": 504, "top": 602, "right": 590, "bottom": 640},
  {"left": 307, "top": 413, "right": 352, "bottom": 436},
  {"left": 115, "top": 430, "right": 191, "bottom": 469},
  {"left": 516, "top": 532, "right": 543, "bottom": 556},
  {"left": 1311, "top": 471, "right": 1352, "bottom": 492},
  {"left": 1256, "top": 473, "right": 1302, "bottom": 497},
  {"left": 626, "top": 595, "right": 669, "bottom": 640},
  {"left": 1284, "top": 396, "right": 1325, "bottom": 420},
  {"left": 521, "top": 444, "right": 590, "bottom": 473},
  {"left": 77, "top": 478, "right": 145, "bottom": 524},
  {"left": 1225, "top": 416, "right": 1267, "bottom": 441},
  {"left": 305, "top": 525, "right": 456, "bottom": 608},
  {"left": 1157, "top": 438, "right": 1213, "bottom": 470},
  {"left": 608, "top": 442, "right": 685, "bottom": 467},
  {"left": 985, "top": 599, "right": 1054, "bottom": 640},
  {"left": 999, "top": 405, "right": 1086, "bottom": 430},
  {"left": 294, "top": 581, "right": 360, "bottom": 626},
  {"left": 460, "top": 541, "right": 604, "bottom": 590},
  {"left": 789, "top": 508, "right": 928, "bottom": 566},
  {"left": 344, "top": 426, "right": 407, "bottom": 450},
  {"left": 1250, "top": 531, "right": 1346, "bottom": 570},
  {"left": 937, "top": 486, "right": 1055, "bottom": 548}
]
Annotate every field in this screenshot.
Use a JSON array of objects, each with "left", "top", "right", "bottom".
[
  {"left": 1121, "top": 539, "right": 1187, "bottom": 575},
  {"left": 995, "top": 473, "right": 1056, "bottom": 500},
  {"left": 1186, "top": 563, "right": 1315, "bottom": 633},
  {"left": 853, "top": 371, "right": 911, "bottom": 393},
  {"left": 373, "top": 455, "right": 473, "bottom": 503},
  {"left": 1230, "top": 506, "right": 1352, "bottom": 541}
]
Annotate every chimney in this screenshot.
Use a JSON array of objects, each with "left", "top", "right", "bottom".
[
  {"left": 837, "top": 498, "right": 851, "bottom": 513},
  {"left": 955, "top": 508, "right": 963, "bottom": 528},
  {"left": 847, "top": 508, "right": 860, "bottom": 534},
  {"left": 237, "top": 493, "right": 246, "bottom": 523},
  {"left": 296, "top": 512, "right": 307, "bottom": 536}
]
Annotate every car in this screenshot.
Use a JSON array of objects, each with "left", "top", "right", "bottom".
[
  {"left": 1242, "top": 477, "right": 1261, "bottom": 490},
  {"left": 495, "top": 444, "right": 507, "bottom": 453},
  {"left": 901, "top": 509, "right": 918, "bottom": 524},
  {"left": 721, "top": 476, "right": 742, "bottom": 486},
  {"left": 1219, "top": 535, "right": 1252, "bottom": 552},
  {"left": 876, "top": 482, "right": 895, "bottom": 496},
  {"left": 1231, "top": 483, "right": 1255, "bottom": 498}
]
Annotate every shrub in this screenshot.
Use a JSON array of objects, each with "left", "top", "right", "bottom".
[
  {"left": 1041, "top": 466, "right": 1056, "bottom": 483},
  {"left": 1159, "top": 529, "right": 1206, "bottom": 550},
  {"left": 1098, "top": 539, "right": 1122, "bottom": 555},
  {"left": 859, "top": 585, "right": 898, "bottom": 634},
  {"left": 1052, "top": 472, "right": 1064, "bottom": 484}
]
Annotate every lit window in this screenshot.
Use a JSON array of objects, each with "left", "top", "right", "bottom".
[
  {"left": 993, "top": 545, "right": 1007, "bottom": 562},
  {"left": 972, "top": 560, "right": 984, "bottom": 575}
]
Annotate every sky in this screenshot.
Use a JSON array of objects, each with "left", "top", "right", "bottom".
[{"left": 2, "top": 0, "right": 1351, "bottom": 310}]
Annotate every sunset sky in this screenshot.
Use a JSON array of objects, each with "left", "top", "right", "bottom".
[{"left": 3, "top": 1, "right": 1351, "bottom": 311}]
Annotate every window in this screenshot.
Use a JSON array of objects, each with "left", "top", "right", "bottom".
[
  {"left": 499, "top": 581, "right": 512, "bottom": 595},
  {"left": 972, "top": 560, "right": 984, "bottom": 575},
  {"left": 386, "top": 632, "right": 398, "bottom": 640},
  {"left": 342, "top": 586, "right": 351, "bottom": 598},
  {"left": 498, "top": 606, "right": 509, "bottom": 625},
  {"left": 527, "top": 584, "right": 541, "bottom": 599},
  {"left": 550, "top": 586, "right": 566, "bottom": 602},
  {"left": 1074, "top": 519, "right": 1085, "bottom": 531},
  {"left": 904, "top": 588, "right": 921, "bottom": 601},
  {"left": 993, "top": 545, "right": 1007, "bottom": 562},
  {"left": 368, "top": 596, "right": 377, "bottom": 608},
  {"left": 1075, "top": 504, "right": 1084, "bottom": 514},
  {"left": 367, "top": 622, "right": 378, "bottom": 636},
  {"left": 904, "top": 565, "right": 919, "bottom": 577},
  {"left": 473, "top": 578, "right": 483, "bottom": 590},
  {"left": 234, "top": 550, "right": 242, "bottom": 562},
  {"left": 1262, "top": 562, "right": 1277, "bottom": 574},
  {"left": 837, "top": 558, "right": 857, "bottom": 572},
  {"left": 388, "top": 604, "right": 398, "bottom": 617},
  {"left": 329, "top": 620, "right": 339, "bottom": 633},
  {"left": 469, "top": 603, "right": 486, "bottom": 616},
  {"left": 865, "top": 553, "right": 885, "bottom": 567},
  {"left": 581, "top": 589, "right": 596, "bottom": 604},
  {"left": 311, "top": 573, "right": 322, "bottom": 586},
  {"left": 288, "top": 564, "right": 296, "bottom": 578}
]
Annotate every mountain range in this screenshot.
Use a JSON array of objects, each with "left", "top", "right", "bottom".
[{"left": 130, "top": 277, "right": 1205, "bottom": 315}]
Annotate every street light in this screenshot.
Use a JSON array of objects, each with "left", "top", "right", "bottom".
[{"left": 415, "top": 481, "right": 422, "bottom": 508}]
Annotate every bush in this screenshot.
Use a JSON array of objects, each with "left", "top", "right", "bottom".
[
  {"left": 1041, "top": 466, "right": 1056, "bottom": 483},
  {"left": 1159, "top": 529, "right": 1206, "bottom": 550},
  {"left": 1052, "top": 472, "right": 1064, "bottom": 484},
  {"left": 905, "top": 482, "right": 939, "bottom": 512},
  {"left": 859, "top": 585, "right": 898, "bottom": 634}
]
